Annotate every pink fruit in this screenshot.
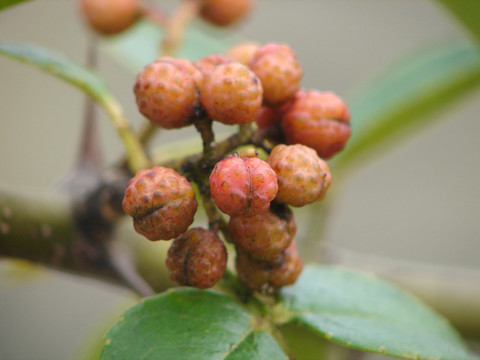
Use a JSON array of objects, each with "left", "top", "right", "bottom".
[{"left": 209, "top": 154, "right": 277, "bottom": 217}]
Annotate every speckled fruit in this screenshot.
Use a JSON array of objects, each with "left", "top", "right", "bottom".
[
  {"left": 248, "top": 43, "right": 302, "bottom": 106},
  {"left": 200, "top": 0, "right": 253, "bottom": 26},
  {"left": 134, "top": 58, "right": 199, "bottom": 129},
  {"left": 255, "top": 106, "right": 286, "bottom": 145},
  {"left": 229, "top": 205, "right": 296, "bottom": 260},
  {"left": 267, "top": 144, "right": 331, "bottom": 207},
  {"left": 200, "top": 62, "right": 263, "bottom": 125},
  {"left": 269, "top": 241, "right": 303, "bottom": 288},
  {"left": 79, "top": 0, "right": 139, "bottom": 35},
  {"left": 122, "top": 166, "right": 197, "bottom": 240},
  {"left": 282, "top": 90, "right": 351, "bottom": 159},
  {"left": 209, "top": 155, "right": 277, "bottom": 217},
  {"left": 161, "top": 57, "right": 204, "bottom": 89},
  {"left": 166, "top": 228, "right": 227, "bottom": 289},
  {"left": 227, "top": 42, "right": 260, "bottom": 65},
  {"left": 236, "top": 241, "right": 303, "bottom": 294},
  {"left": 193, "top": 54, "right": 231, "bottom": 84}
]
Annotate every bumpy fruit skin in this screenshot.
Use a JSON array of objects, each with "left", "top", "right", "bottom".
[
  {"left": 79, "top": 0, "right": 139, "bottom": 35},
  {"left": 236, "top": 241, "right": 303, "bottom": 294},
  {"left": 200, "top": 62, "right": 263, "bottom": 125},
  {"left": 122, "top": 167, "right": 197, "bottom": 240},
  {"left": 229, "top": 205, "right": 296, "bottom": 260},
  {"left": 248, "top": 43, "right": 302, "bottom": 106},
  {"left": 267, "top": 144, "right": 331, "bottom": 207},
  {"left": 269, "top": 241, "right": 303, "bottom": 288},
  {"left": 227, "top": 42, "right": 260, "bottom": 65},
  {"left": 256, "top": 106, "right": 287, "bottom": 145},
  {"left": 209, "top": 155, "right": 278, "bottom": 217},
  {"left": 161, "top": 57, "right": 204, "bottom": 90},
  {"left": 200, "top": 0, "right": 253, "bottom": 26},
  {"left": 282, "top": 90, "right": 351, "bottom": 159},
  {"left": 134, "top": 59, "right": 199, "bottom": 129},
  {"left": 193, "top": 54, "right": 231, "bottom": 82},
  {"left": 166, "top": 228, "right": 227, "bottom": 289}
]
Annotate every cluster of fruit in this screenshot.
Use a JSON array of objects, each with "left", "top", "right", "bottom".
[
  {"left": 122, "top": 41, "right": 350, "bottom": 293},
  {"left": 78, "top": 0, "right": 253, "bottom": 35}
]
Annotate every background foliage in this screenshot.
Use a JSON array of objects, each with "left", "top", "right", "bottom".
[{"left": 0, "top": 0, "right": 479, "bottom": 359}]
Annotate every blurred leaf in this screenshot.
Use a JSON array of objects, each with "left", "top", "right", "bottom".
[
  {"left": 333, "top": 42, "right": 480, "bottom": 173},
  {"left": 0, "top": 41, "right": 111, "bottom": 104},
  {"left": 435, "top": 0, "right": 480, "bottom": 45},
  {"left": 278, "top": 265, "right": 479, "bottom": 360},
  {"left": 101, "top": 19, "right": 239, "bottom": 72},
  {"left": 100, "top": 288, "right": 287, "bottom": 360},
  {"left": 0, "top": 0, "right": 31, "bottom": 11},
  {"left": 279, "top": 323, "right": 329, "bottom": 360}
]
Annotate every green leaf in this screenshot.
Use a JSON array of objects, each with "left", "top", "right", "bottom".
[
  {"left": 333, "top": 42, "right": 480, "bottom": 173},
  {"left": 434, "top": 0, "right": 480, "bottom": 45},
  {"left": 100, "top": 288, "right": 287, "bottom": 360},
  {"left": 0, "top": 0, "right": 31, "bottom": 11},
  {"left": 0, "top": 40, "right": 149, "bottom": 172},
  {"left": 278, "top": 265, "right": 479, "bottom": 360},
  {"left": 102, "top": 19, "right": 239, "bottom": 72},
  {"left": 0, "top": 41, "right": 111, "bottom": 105}
]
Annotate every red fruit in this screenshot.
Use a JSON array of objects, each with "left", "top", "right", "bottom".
[
  {"left": 229, "top": 205, "right": 296, "bottom": 261},
  {"left": 122, "top": 166, "right": 197, "bottom": 240},
  {"left": 134, "top": 58, "right": 199, "bottom": 129},
  {"left": 200, "top": 0, "right": 253, "bottom": 26},
  {"left": 282, "top": 90, "right": 351, "bottom": 159},
  {"left": 193, "top": 54, "right": 231, "bottom": 81},
  {"left": 166, "top": 228, "right": 227, "bottom": 289},
  {"left": 235, "top": 241, "right": 303, "bottom": 294},
  {"left": 209, "top": 154, "right": 277, "bottom": 217},
  {"left": 161, "top": 57, "right": 204, "bottom": 90},
  {"left": 269, "top": 241, "right": 303, "bottom": 288},
  {"left": 227, "top": 42, "right": 260, "bottom": 65},
  {"left": 267, "top": 144, "right": 331, "bottom": 207},
  {"left": 200, "top": 62, "right": 263, "bottom": 125},
  {"left": 248, "top": 43, "right": 303, "bottom": 106},
  {"left": 79, "top": 0, "right": 139, "bottom": 35},
  {"left": 255, "top": 106, "right": 286, "bottom": 145}
]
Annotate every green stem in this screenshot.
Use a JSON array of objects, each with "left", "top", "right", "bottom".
[
  {"left": 160, "top": 124, "right": 255, "bottom": 173},
  {"left": 101, "top": 97, "right": 150, "bottom": 173},
  {"left": 194, "top": 117, "right": 215, "bottom": 157},
  {"left": 0, "top": 189, "right": 118, "bottom": 283},
  {"left": 138, "top": 120, "right": 160, "bottom": 146},
  {"left": 161, "top": 0, "right": 203, "bottom": 57}
]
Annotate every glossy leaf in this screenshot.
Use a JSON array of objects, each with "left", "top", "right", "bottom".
[
  {"left": 100, "top": 288, "right": 287, "bottom": 360},
  {"left": 279, "top": 265, "right": 479, "bottom": 360},
  {"left": 435, "top": 0, "right": 480, "bottom": 45},
  {"left": 0, "top": 41, "right": 111, "bottom": 105},
  {"left": 333, "top": 42, "right": 480, "bottom": 173},
  {"left": 102, "top": 20, "right": 238, "bottom": 71},
  {"left": 0, "top": 0, "right": 31, "bottom": 11}
]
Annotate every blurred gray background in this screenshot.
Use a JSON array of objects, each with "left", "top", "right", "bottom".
[{"left": 0, "top": 0, "right": 479, "bottom": 359}]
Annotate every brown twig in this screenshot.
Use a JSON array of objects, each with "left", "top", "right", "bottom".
[
  {"left": 138, "top": 1, "right": 169, "bottom": 27},
  {"left": 161, "top": 0, "right": 203, "bottom": 57}
]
